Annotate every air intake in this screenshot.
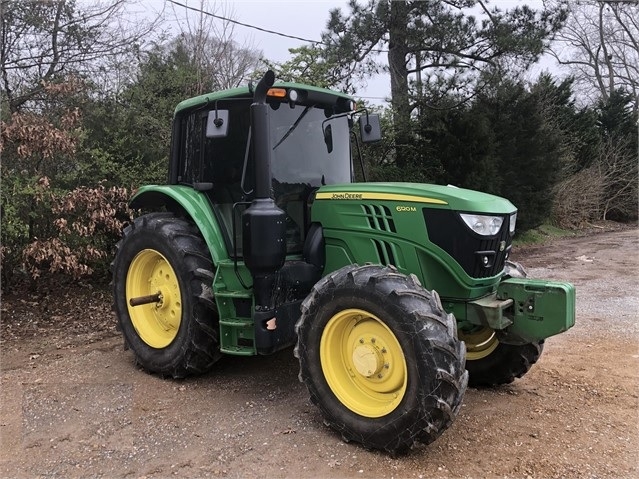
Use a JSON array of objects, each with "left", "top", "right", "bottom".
[{"left": 362, "top": 204, "right": 396, "bottom": 233}]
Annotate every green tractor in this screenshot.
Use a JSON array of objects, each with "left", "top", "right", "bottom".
[{"left": 112, "top": 71, "right": 575, "bottom": 453}]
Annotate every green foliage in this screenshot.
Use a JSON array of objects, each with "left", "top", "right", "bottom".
[
  {"left": 0, "top": 87, "right": 83, "bottom": 287},
  {"left": 78, "top": 42, "right": 200, "bottom": 188},
  {"left": 1, "top": 33, "right": 198, "bottom": 289},
  {"left": 419, "top": 101, "right": 498, "bottom": 192},
  {"left": 352, "top": 107, "right": 445, "bottom": 183},
  {"left": 268, "top": 46, "right": 342, "bottom": 90},
  {"left": 490, "top": 82, "right": 563, "bottom": 230},
  {"left": 317, "top": 0, "right": 565, "bottom": 92},
  {"left": 0, "top": 0, "right": 633, "bottom": 290},
  {"left": 597, "top": 89, "right": 638, "bottom": 143},
  {"left": 514, "top": 223, "right": 576, "bottom": 246},
  {"left": 413, "top": 77, "right": 572, "bottom": 231},
  {"left": 0, "top": 174, "right": 39, "bottom": 284},
  {"left": 1, "top": 1, "right": 264, "bottom": 290}
]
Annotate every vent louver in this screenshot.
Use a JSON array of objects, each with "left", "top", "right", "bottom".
[
  {"left": 372, "top": 239, "right": 397, "bottom": 266},
  {"left": 362, "top": 204, "right": 396, "bottom": 233}
]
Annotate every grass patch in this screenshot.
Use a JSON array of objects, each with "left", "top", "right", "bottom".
[{"left": 514, "top": 223, "right": 575, "bottom": 245}]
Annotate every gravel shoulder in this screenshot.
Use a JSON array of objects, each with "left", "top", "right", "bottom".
[{"left": 1, "top": 228, "right": 638, "bottom": 478}]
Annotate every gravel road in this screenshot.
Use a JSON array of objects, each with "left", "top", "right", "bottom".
[{"left": 1, "top": 227, "right": 637, "bottom": 478}]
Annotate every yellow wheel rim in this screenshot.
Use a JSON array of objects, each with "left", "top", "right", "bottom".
[
  {"left": 126, "top": 249, "right": 182, "bottom": 348},
  {"left": 320, "top": 308, "right": 407, "bottom": 418},
  {"left": 459, "top": 327, "right": 499, "bottom": 360}
]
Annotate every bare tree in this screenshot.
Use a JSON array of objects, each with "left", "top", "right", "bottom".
[
  {"left": 597, "top": 136, "right": 638, "bottom": 220},
  {"left": 548, "top": 0, "right": 639, "bottom": 108},
  {"left": 167, "top": 0, "right": 261, "bottom": 94},
  {"left": 0, "top": 0, "right": 160, "bottom": 112},
  {"left": 552, "top": 134, "right": 638, "bottom": 226}
]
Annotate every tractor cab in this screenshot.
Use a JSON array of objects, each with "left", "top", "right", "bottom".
[{"left": 168, "top": 82, "right": 373, "bottom": 258}]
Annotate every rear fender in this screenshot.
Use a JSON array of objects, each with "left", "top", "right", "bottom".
[{"left": 130, "top": 185, "right": 228, "bottom": 265}]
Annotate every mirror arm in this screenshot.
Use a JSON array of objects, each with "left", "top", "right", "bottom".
[
  {"left": 351, "top": 130, "right": 367, "bottom": 182},
  {"left": 363, "top": 110, "right": 372, "bottom": 133},
  {"left": 213, "top": 100, "right": 224, "bottom": 127}
]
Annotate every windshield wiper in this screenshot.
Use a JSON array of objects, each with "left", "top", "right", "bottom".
[{"left": 272, "top": 105, "right": 312, "bottom": 150}]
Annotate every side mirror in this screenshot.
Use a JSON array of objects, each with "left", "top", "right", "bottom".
[
  {"left": 206, "top": 109, "right": 229, "bottom": 138},
  {"left": 359, "top": 113, "right": 382, "bottom": 143}
]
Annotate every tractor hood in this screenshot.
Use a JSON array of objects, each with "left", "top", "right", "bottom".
[{"left": 314, "top": 182, "right": 516, "bottom": 214}]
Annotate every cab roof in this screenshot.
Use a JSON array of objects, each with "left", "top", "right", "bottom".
[{"left": 174, "top": 82, "right": 354, "bottom": 115}]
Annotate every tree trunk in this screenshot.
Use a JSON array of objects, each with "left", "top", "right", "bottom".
[
  {"left": 388, "top": 1, "right": 412, "bottom": 168},
  {"left": 598, "top": 3, "right": 614, "bottom": 101}
]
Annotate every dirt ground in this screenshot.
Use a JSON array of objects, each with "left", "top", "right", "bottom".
[{"left": 1, "top": 226, "right": 638, "bottom": 479}]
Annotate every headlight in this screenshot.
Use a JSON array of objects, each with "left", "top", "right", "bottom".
[
  {"left": 460, "top": 213, "right": 504, "bottom": 236},
  {"left": 509, "top": 212, "right": 517, "bottom": 234}
]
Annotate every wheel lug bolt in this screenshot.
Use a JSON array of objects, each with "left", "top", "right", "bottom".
[
  {"left": 384, "top": 363, "right": 389, "bottom": 369},
  {"left": 381, "top": 348, "right": 387, "bottom": 353},
  {"left": 359, "top": 338, "right": 364, "bottom": 344},
  {"left": 371, "top": 338, "right": 376, "bottom": 343},
  {"left": 377, "top": 374, "right": 383, "bottom": 378}
]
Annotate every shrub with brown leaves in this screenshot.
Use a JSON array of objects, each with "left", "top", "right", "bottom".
[
  {"left": 0, "top": 110, "right": 80, "bottom": 160},
  {"left": 21, "top": 179, "right": 133, "bottom": 281}
]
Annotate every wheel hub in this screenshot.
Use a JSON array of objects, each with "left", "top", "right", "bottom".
[{"left": 352, "top": 343, "right": 384, "bottom": 378}]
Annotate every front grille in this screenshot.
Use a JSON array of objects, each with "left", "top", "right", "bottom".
[{"left": 423, "top": 209, "right": 512, "bottom": 278}]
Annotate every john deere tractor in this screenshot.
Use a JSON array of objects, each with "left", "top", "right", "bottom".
[{"left": 112, "top": 71, "right": 575, "bottom": 453}]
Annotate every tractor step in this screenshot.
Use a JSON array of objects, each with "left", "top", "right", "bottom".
[
  {"left": 219, "top": 317, "right": 253, "bottom": 327},
  {"left": 219, "top": 317, "right": 256, "bottom": 356},
  {"left": 220, "top": 345, "right": 255, "bottom": 355},
  {"left": 215, "top": 290, "right": 253, "bottom": 299}
]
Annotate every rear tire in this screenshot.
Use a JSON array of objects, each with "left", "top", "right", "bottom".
[
  {"left": 112, "top": 213, "right": 221, "bottom": 378},
  {"left": 295, "top": 264, "right": 468, "bottom": 453}
]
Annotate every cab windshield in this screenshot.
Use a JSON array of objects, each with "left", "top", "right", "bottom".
[{"left": 269, "top": 103, "right": 351, "bottom": 188}]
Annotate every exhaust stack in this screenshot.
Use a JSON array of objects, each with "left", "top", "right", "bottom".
[{"left": 242, "top": 71, "right": 287, "bottom": 325}]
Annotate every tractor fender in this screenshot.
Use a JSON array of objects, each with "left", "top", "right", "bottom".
[{"left": 130, "top": 185, "right": 228, "bottom": 265}]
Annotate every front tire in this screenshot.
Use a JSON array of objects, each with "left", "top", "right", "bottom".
[
  {"left": 112, "top": 213, "right": 221, "bottom": 378},
  {"left": 460, "top": 327, "right": 543, "bottom": 387},
  {"left": 295, "top": 264, "right": 468, "bottom": 453},
  {"left": 461, "top": 260, "right": 543, "bottom": 387}
]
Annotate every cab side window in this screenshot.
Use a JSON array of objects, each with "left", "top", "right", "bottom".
[
  {"left": 177, "top": 103, "right": 251, "bottom": 191},
  {"left": 178, "top": 112, "right": 203, "bottom": 185}
]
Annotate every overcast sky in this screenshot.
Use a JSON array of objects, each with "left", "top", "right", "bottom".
[
  {"left": 228, "top": 1, "right": 348, "bottom": 59},
  {"left": 163, "top": 0, "right": 348, "bottom": 62}
]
